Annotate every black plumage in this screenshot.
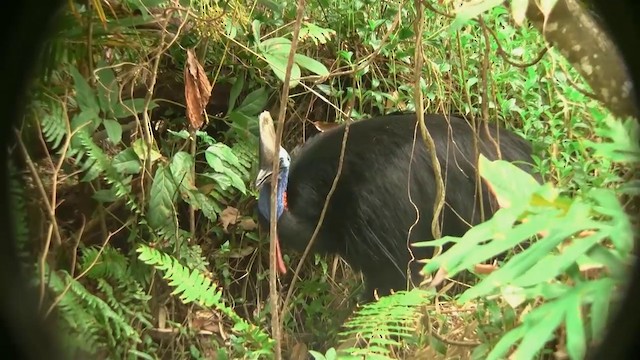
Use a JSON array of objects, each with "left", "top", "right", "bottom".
[{"left": 256, "top": 112, "right": 537, "bottom": 300}]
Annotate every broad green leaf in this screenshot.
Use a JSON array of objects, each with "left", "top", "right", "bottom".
[
  {"left": 252, "top": 19, "right": 262, "bottom": 45},
  {"left": 260, "top": 37, "right": 292, "bottom": 54},
  {"left": 184, "top": 190, "right": 220, "bottom": 221},
  {"left": 170, "top": 152, "right": 195, "bottom": 190},
  {"left": 512, "top": 229, "right": 603, "bottom": 288},
  {"left": 95, "top": 60, "right": 118, "bottom": 113},
  {"left": 69, "top": 66, "right": 100, "bottom": 114},
  {"left": 223, "top": 168, "right": 247, "bottom": 194},
  {"left": 511, "top": 302, "right": 565, "bottom": 359},
  {"left": 205, "top": 151, "right": 224, "bottom": 172},
  {"left": 263, "top": 52, "right": 301, "bottom": 88},
  {"left": 486, "top": 326, "right": 526, "bottom": 360},
  {"left": 294, "top": 54, "right": 329, "bottom": 76},
  {"left": 460, "top": 220, "right": 588, "bottom": 302},
  {"left": 228, "top": 76, "right": 245, "bottom": 113},
  {"left": 103, "top": 119, "right": 123, "bottom": 144},
  {"left": 167, "top": 129, "right": 191, "bottom": 140},
  {"left": 235, "top": 87, "right": 268, "bottom": 116},
  {"left": 147, "top": 166, "right": 178, "bottom": 231},
  {"left": 132, "top": 138, "right": 162, "bottom": 163},
  {"left": 565, "top": 292, "right": 587, "bottom": 360},
  {"left": 227, "top": 111, "right": 257, "bottom": 136},
  {"left": 113, "top": 148, "right": 142, "bottom": 174},
  {"left": 589, "top": 279, "right": 614, "bottom": 341},
  {"left": 206, "top": 143, "right": 241, "bottom": 168},
  {"left": 201, "top": 172, "right": 233, "bottom": 190},
  {"left": 479, "top": 156, "right": 540, "bottom": 210}
]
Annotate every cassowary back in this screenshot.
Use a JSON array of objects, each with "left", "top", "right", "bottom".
[{"left": 273, "top": 113, "right": 536, "bottom": 299}]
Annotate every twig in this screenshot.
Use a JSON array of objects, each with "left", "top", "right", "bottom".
[
  {"left": 269, "top": 0, "right": 307, "bottom": 358},
  {"left": 14, "top": 130, "right": 63, "bottom": 247},
  {"left": 413, "top": 0, "right": 445, "bottom": 240}
]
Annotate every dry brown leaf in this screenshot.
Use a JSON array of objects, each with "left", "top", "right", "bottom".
[
  {"left": 289, "top": 342, "right": 309, "bottom": 360},
  {"left": 192, "top": 310, "right": 224, "bottom": 335},
  {"left": 238, "top": 217, "right": 257, "bottom": 231},
  {"left": 184, "top": 48, "right": 212, "bottom": 130},
  {"left": 219, "top": 206, "right": 239, "bottom": 232},
  {"left": 474, "top": 262, "right": 499, "bottom": 274}
]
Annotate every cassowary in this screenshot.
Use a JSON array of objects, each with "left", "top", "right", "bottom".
[{"left": 255, "top": 111, "right": 536, "bottom": 301}]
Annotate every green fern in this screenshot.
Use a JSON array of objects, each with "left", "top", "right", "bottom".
[
  {"left": 39, "top": 98, "right": 68, "bottom": 153},
  {"left": 137, "top": 245, "right": 274, "bottom": 357},
  {"left": 137, "top": 245, "right": 224, "bottom": 307},
  {"left": 338, "top": 289, "right": 433, "bottom": 359},
  {"left": 78, "top": 132, "right": 140, "bottom": 210},
  {"left": 46, "top": 267, "right": 143, "bottom": 357},
  {"left": 80, "top": 245, "right": 130, "bottom": 280},
  {"left": 8, "top": 161, "right": 30, "bottom": 259}
]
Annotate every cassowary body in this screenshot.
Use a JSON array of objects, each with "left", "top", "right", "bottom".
[{"left": 256, "top": 112, "right": 536, "bottom": 300}]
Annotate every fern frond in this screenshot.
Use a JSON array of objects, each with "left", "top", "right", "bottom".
[
  {"left": 339, "top": 289, "right": 433, "bottom": 359},
  {"left": 80, "top": 245, "right": 130, "bottom": 280},
  {"left": 47, "top": 268, "right": 142, "bottom": 356},
  {"left": 137, "top": 245, "right": 223, "bottom": 307},
  {"left": 136, "top": 245, "right": 274, "bottom": 354},
  {"left": 77, "top": 132, "right": 140, "bottom": 213},
  {"left": 39, "top": 99, "right": 68, "bottom": 153},
  {"left": 8, "top": 161, "right": 30, "bottom": 258}
]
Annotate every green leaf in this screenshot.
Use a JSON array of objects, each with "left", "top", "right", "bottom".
[
  {"left": 512, "top": 303, "right": 565, "bottom": 359},
  {"left": 228, "top": 77, "right": 245, "bottom": 113},
  {"left": 147, "top": 166, "right": 179, "bottom": 231},
  {"left": 252, "top": 19, "right": 262, "bottom": 45},
  {"left": 235, "top": 87, "right": 268, "bottom": 116},
  {"left": 103, "top": 119, "right": 123, "bottom": 144},
  {"left": 201, "top": 172, "right": 233, "bottom": 190},
  {"left": 184, "top": 191, "right": 221, "bottom": 221},
  {"left": 589, "top": 279, "right": 614, "bottom": 341},
  {"left": 167, "top": 129, "right": 191, "bottom": 140},
  {"left": 479, "top": 156, "right": 540, "bottom": 211},
  {"left": 170, "top": 152, "right": 195, "bottom": 190},
  {"left": 113, "top": 148, "right": 142, "bottom": 174},
  {"left": 95, "top": 60, "right": 118, "bottom": 113},
  {"left": 263, "top": 52, "right": 301, "bottom": 88},
  {"left": 486, "top": 326, "right": 526, "bottom": 360},
  {"left": 222, "top": 168, "right": 247, "bottom": 194},
  {"left": 260, "top": 37, "right": 292, "bottom": 54},
  {"left": 564, "top": 292, "right": 587, "bottom": 360},
  {"left": 132, "top": 138, "right": 162, "bottom": 163},
  {"left": 206, "top": 143, "right": 241, "bottom": 169},
  {"left": 69, "top": 65, "right": 100, "bottom": 114},
  {"left": 294, "top": 54, "right": 329, "bottom": 76}
]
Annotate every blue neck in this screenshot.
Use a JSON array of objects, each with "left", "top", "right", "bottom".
[{"left": 258, "top": 167, "right": 289, "bottom": 222}]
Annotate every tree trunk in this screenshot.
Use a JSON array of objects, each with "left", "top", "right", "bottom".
[{"left": 525, "top": 0, "right": 638, "bottom": 119}]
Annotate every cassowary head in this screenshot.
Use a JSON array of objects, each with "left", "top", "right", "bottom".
[{"left": 255, "top": 111, "right": 291, "bottom": 224}]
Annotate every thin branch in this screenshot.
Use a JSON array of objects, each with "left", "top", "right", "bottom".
[
  {"left": 269, "top": 0, "right": 307, "bottom": 358},
  {"left": 414, "top": 0, "right": 445, "bottom": 240}
]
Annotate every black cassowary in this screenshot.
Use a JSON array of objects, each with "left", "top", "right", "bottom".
[{"left": 255, "top": 111, "right": 537, "bottom": 301}]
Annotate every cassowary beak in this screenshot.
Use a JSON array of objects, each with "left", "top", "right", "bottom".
[{"left": 255, "top": 168, "right": 273, "bottom": 189}]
